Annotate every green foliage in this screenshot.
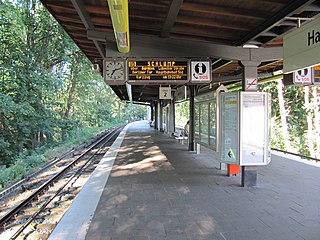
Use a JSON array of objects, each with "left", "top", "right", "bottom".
[
  {"left": 0, "top": 121, "right": 119, "bottom": 189},
  {"left": 260, "top": 80, "right": 318, "bottom": 157},
  {"left": 175, "top": 101, "right": 189, "bottom": 127},
  {"left": 0, "top": 150, "right": 46, "bottom": 189},
  {"left": 0, "top": 0, "right": 146, "bottom": 187}
]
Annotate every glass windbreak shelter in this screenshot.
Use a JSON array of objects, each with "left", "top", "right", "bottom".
[{"left": 194, "top": 91, "right": 217, "bottom": 151}]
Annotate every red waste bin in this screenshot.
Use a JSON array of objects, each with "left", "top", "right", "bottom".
[{"left": 228, "top": 164, "right": 240, "bottom": 176}]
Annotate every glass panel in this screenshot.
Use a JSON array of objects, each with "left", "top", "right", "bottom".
[
  {"left": 209, "top": 102, "right": 217, "bottom": 150},
  {"left": 200, "top": 103, "right": 209, "bottom": 145},
  {"left": 195, "top": 104, "right": 200, "bottom": 142},
  {"left": 175, "top": 101, "right": 189, "bottom": 128}
]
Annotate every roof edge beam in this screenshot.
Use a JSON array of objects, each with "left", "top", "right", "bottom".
[
  {"left": 102, "top": 31, "right": 282, "bottom": 61},
  {"left": 235, "top": 0, "right": 316, "bottom": 46},
  {"left": 161, "top": 0, "right": 184, "bottom": 37},
  {"left": 71, "top": 0, "right": 105, "bottom": 58}
]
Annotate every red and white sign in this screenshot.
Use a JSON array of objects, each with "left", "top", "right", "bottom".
[
  {"left": 294, "top": 67, "right": 312, "bottom": 84},
  {"left": 245, "top": 78, "right": 258, "bottom": 91}
]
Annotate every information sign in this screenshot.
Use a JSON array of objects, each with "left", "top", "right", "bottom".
[
  {"left": 293, "top": 67, "right": 312, "bottom": 85},
  {"left": 284, "top": 16, "right": 320, "bottom": 73},
  {"left": 219, "top": 92, "right": 239, "bottom": 164},
  {"left": 175, "top": 86, "right": 187, "bottom": 102},
  {"left": 313, "top": 65, "right": 320, "bottom": 84},
  {"left": 245, "top": 78, "right": 258, "bottom": 91},
  {"left": 219, "top": 92, "right": 270, "bottom": 166},
  {"left": 159, "top": 87, "right": 171, "bottom": 99},
  {"left": 127, "top": 60, "right": 188, "bottom": 84},
  {"left": 240, "top": 93, "right": 269, "bottom": 166},
  {"left": 190, "top": 60, "right": 212, "bottom": 83}
]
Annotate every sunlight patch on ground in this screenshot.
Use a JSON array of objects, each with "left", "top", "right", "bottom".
[{"left": 111, "top": 144, "right": 174, "bottom": 177}]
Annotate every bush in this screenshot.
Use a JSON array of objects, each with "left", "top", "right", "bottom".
[{"left": 0, "top": 122, "right": 121, "bottom": 190}]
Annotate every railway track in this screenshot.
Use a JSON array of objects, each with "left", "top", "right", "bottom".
[
  {"left": 0, "top": 128, "right": 112, "bottom": 200},
  {"left": 0, "top": 126, "right": 123, "bottom": 239}
]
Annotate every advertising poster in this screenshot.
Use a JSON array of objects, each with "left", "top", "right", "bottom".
[
  {"left": 240, "top": 93, "right": 266, "bottom": 165},
  {"left": 219, "top": 93, "right": 239, "bottom": 164}
]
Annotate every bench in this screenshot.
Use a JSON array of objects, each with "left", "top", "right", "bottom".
[{"left": 173, "top": 129, "right": 188, "bottom": 144}]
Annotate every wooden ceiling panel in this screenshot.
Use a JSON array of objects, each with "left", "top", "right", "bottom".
[
  {"left": 172, "top": 22, "right": 245, "bottom": 42},
  {"left": 180, "top": 2, "right": 269, "bottom": 20},
  {"left": 129, "top": 0, "right": 170, "bottom": 9},
  {"left": 39, "top": 0, "right": 320, "bottom": 102},
  {"left": 176, "top": 14, "right": 252, "bottom": 32}
]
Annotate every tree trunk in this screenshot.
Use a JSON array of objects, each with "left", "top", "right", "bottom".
[
  {"left": 62, "top": 67, "right": 77, "bottom": 140},
  {"left": 277, "top": 79, "right": 293, "bottom": 151},
  {"left": 304, "top": 86, "right": 315, "bottom": 157},
  {"left": 40, "top": 131, "right": 45, "bottom": 144},
  {"left": 312, "top": 87, "right": 320, "bottom": 158},
  {"left": 64, "top": 77, "right": 76, "bottom": 120},
  {"left": 117, "top": 101, "right": 121, "bottom": 121}
]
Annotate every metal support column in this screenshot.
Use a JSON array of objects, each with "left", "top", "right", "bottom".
[
  {"left": 188, "top": 85, "right": 195, "bottom": 151},
  {"left": 159, "top": 100, "right": 164, "bottom": 132},
  {"left": 240, "top": 60, "right": 260, "bottom": 187},
  {"left": 168, "top": 97, "right": 175, "bottom": 136},
  {"left": 154, "top": 101, "right": 158, "bottom": 130},
  {"left": 151, "top": 105, "right": 154, "bottom": 122}
]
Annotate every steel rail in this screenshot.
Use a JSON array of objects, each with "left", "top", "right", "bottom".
[
  {"left": 0, "top": 126, "right": 123, "bottom": 229},
  {"left": 271, "top": 148, "right": 320, "bottom": 162},
  {"left": 0, "top": 128, "right": 111, "bottom": 199},
  {"left": 9, "top": 127, "right": 122, "bottom": 239}
]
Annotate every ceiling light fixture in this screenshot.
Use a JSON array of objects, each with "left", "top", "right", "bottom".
[
  {"left": 107, "top": 0, "right": 130, "bottom": 53},
  {"left": 242, "top": 44, "right": 259, "bottom": 49}
]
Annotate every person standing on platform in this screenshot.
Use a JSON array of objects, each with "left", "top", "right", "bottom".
[{"left": 184, "top": 120, "right": 189, "bottom": 136}]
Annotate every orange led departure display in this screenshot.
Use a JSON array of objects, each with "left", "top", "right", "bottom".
[{"left": 128, "top": 60, "right": 188, "bottom": 81}]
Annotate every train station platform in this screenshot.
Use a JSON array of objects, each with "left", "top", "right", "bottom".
[{"left": 49, "top": 121, "right": 320, "bottom": 240}]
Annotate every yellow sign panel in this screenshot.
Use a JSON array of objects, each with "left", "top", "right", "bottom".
[
  {"left": 128, "top": 60, "right": 188, "bottom": 82},
  {"left": 314, "top": 65, "right": 320, "bottom": 71}
]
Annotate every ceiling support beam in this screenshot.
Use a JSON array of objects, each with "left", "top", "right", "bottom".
[
  {"left": 161, "top": 0, "right": 184, "bottom": 37},
  {"left": 235, "top": 0, "right": 316, "bottom": 46},
  {"left": 212, "top": 59, "right": 233, "bottom": 72},
  {"left": 70, "top": 0, "right": 105, "bottom": 58},
  {"left": 98, "top": 31, "right": 282, "bottom": 61}
]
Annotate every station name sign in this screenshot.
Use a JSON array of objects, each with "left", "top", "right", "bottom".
[
  {"left": 284, "top": 17, "right": 320, "bottom": 73},
  {"left": 127, "top": 60, "right": 188, "bottom": 83}
]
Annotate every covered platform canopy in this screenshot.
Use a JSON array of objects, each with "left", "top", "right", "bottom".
[{"left": 40, "top": 0, "right": 320, "bottom": 103}]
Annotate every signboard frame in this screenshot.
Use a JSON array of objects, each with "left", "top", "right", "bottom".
[
  {"left": 239, "top": 92, "right": 270, "bottom": 166},
  {"left": 127, "top": 58, "right": 189, "bottom": 85},
  {"left": 219, "top": 92, "right": 270, "bottom": 166},
  {"left": 219, "top": 92, "right": 240, "bottom": 165},
  {"left": 175, "top": 86, "right": 188, "bottom": 102},
  {"left": 190, "top": 59, "right": 212, "bottom": 83},
  {"left": 159, "top": 86, "right": 172, "bottom": 99},
  {"left": 283, "top": 16, "right": 320, "bottom": 73},
  {"left": 103, "top": 58, "right": 126, "bottom": 85},
  {"left": 313, "top": 65, "right": 320, "bottom": 85},
  {"left": 293, "top": 67, "right": 313, "bottom": 85}
]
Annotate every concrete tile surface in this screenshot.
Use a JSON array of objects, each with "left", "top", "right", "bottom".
[{"left": 82, "top": 121, "right": 320, "bottom": 240}]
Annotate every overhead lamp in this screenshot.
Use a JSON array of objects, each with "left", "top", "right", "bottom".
[
  {"left": 242, "top": 44, "right": 259, "bottom": 49},
  {"left": 107, "top": 0, "right": 130, "bottom": 53}
]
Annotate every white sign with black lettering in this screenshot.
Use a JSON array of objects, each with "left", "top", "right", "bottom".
[
  {"left": 190, "top": 60, "right": 211, "bottom": 83},
  {"left": 284, "top": 16, "right": 320, "bottom": 73},
  {"left": 159, "top": 87, "right": 171, "bottom": 99}
]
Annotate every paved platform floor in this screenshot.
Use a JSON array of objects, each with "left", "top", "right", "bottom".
[{"left": 53, "top": 121, "right": 320, "bottom": 240}]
